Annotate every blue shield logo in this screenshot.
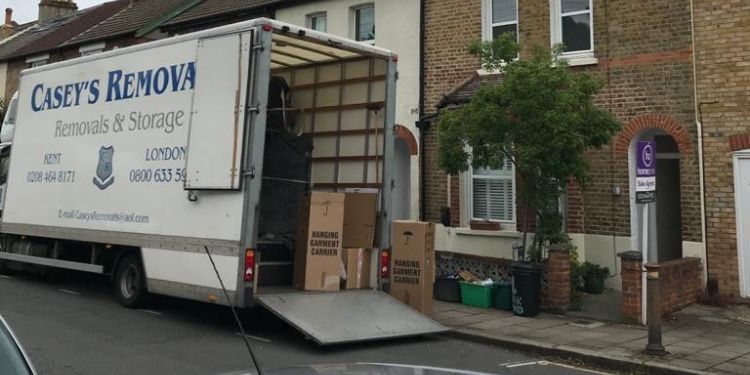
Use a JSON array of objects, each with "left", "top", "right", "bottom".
[{"left": 93, "top": 146, "right": 114, "bottom": 190}]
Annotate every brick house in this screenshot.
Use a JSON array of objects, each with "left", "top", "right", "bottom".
[
  {"left": 0, "top": 0, "right": 131, "bottom": 100},
  {"left": 422, "top": 0, "right": 706, "bottom": 305},
  {"left": 692, "top": 0, "right": 750, "bottom": 298}
]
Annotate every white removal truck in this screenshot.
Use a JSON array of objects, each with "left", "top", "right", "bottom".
[{"left": 0, "top": 18, "right": 445, "bottom": 345}]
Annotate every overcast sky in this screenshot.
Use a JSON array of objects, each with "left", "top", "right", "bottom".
[{"left": 2, "top": 0, "right": 108, "bottom": 24}]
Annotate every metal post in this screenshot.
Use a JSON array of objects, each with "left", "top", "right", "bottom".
[{"left": 644, "top": 263, "right": 666, "bottom": 356}]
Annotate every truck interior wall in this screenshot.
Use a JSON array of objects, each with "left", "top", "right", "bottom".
[{"left": 256, "top": 56, "right": 387, "bottom": 290}]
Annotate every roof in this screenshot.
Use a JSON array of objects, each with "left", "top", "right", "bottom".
[
  {"left": 0, "top": 21, "right": 37, "bottom": 49},
  {"left": 162, "top": 0, "right": 282, "bottom": 27},
  {"left": 437, "top": 71, "right": 504, "bottom": 108},
  {"left": 0, "top": 15, "right": 75, "bottom": 61},
  {"left": 66, "top": 0, "right": 189, "bottom": 45},
  {"left": 10, "top": 0, "right": 128, "bottom": 58}
]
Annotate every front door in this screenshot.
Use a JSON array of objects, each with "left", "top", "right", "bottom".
[{"left": 735, "top": 152, "right": 750, "bottom": 297}]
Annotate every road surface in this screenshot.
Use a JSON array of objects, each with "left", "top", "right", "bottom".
[{"left": 0, "top": 269, "right": 608, "bottom": 375}]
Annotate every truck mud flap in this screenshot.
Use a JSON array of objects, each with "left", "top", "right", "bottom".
[{"left": 256, "top": 290, "right": 448, "bottom": 345}]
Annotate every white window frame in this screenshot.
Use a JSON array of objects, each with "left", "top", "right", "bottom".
[
  {"left": 468, "top": 161, "right": 517, "bottom": 224},
  {"left": 306, "top": 12, "right": 327, "bottom": 32},
  {"left": 351, "top": 3, "right": 375, "bottom": 45},
  {"left": 549, "top": 0, "right": 597, "bottom": 66},
  {"left": 79, "top": 42, "right": 105, "bottom": 56},
  {"left": 26, "top": 53, "right": 49, "bottom": 67},
  {"left": 481, "top": 0, "right": 519, "bottom": 42}
]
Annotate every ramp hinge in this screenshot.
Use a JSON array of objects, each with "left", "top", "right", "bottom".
[
  {"left": 247, "top": 103, "right": 260, "bottom": 114},
  {"left": 252, "top": 42, "right": 265, "bottom": 51}
]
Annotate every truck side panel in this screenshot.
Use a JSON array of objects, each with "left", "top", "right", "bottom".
[{"left": 6, "top": 38, "right": 245, "bottom": 242}]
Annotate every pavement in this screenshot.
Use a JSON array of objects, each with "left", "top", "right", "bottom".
[
  {"left": 0, "top": 269, "right": 601, "bottom": 375},
  {"left": 432, "top": 299, "right": 750, "bottom": 375}
]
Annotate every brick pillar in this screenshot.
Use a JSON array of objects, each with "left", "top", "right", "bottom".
[
  {"left": 449, "top": 175, "right": 460, "bottom": 227},
  {"left": 544, "top": 244, "right": 570, "bottom": 313},
  {"left": 619, "top": 251, "right": 643, "bottom": 324}
]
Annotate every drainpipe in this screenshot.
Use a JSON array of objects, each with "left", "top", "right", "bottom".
[
  {"left": 690, "top": 0, "right": 710, "bottom": 284},
  {"left": 417, "top": 0, "right": 426, "bottom": 221}
]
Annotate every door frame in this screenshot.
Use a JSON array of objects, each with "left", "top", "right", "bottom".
[{"left": 734, "top": 150, "right": 750, "bottom": 297}]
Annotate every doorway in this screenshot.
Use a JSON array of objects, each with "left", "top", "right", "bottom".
[
  {"left": 734, "top": 151, "right": 750, "bottom": 297},
  {"left": 629, "top": 132, "right": 683, "bottom": 262},
  {"left": 393, "top": 138, "right": 411, "bottom": 220},
  {"left": 654, "top": 135, "right": 683, "bottom": 262}
]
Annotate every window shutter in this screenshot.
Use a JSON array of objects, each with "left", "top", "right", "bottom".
[
  {"left": 473, "top": 179, "right": 489, "bottom": 219},
  {"left": 488, "top": 178, "right": 513, "bottom": 221}
]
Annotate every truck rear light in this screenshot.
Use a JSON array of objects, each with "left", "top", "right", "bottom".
[
  {"left": 244, "top": 249, "right": 255, "bottom": 282},
  {"left": 262, "top": 23, "right": 273, "bottom": 32},
  {"left": 380, "top": 249, "right": 390, "bottom": 278}
]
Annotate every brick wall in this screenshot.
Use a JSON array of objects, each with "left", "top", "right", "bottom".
[
  {"left": 657, "top": 257, "right": 703, "bottom": 314},
  {"left": 541, "top": 245, "right": 570, "bottom": 313},
  {"left": 423, "top": 0, "right": 701, "bottom": 248},
  {"left": 620, "top": 252, "right": 703, "bottom": 324},
  {"left": 423, "top": 0, "right": 481, "bottom": 222},
  {"left": 692, "top": 0, "right": 750, "bottom": 296},
  {"left": 619, "top": 251, "right": 643, "bottom": 323}
]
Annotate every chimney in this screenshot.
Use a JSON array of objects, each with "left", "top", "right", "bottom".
[
  {"left": 0, "top": 8, "right": 14, "bottom": 39},
  {"left": 38, "top": 0, "right": 77, "bottom": 24}
]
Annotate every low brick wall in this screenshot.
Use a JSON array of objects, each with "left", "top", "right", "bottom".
[
  {"left": 619, "top": 252, "right": 703, "bottom": 324},
  {"left": 541, "top": 245, "right": 570, "bottom": 313},
  {"left": 658, "top": 257, "right": 703, "bottom": 315}
]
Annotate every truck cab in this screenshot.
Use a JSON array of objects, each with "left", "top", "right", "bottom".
[{"left": 0, "top": 92, "right": 17, "bottom": 209}]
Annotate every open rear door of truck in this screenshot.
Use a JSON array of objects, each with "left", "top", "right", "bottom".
[{"left": 257, "top": 290, "right": 447, "bottom": 345}]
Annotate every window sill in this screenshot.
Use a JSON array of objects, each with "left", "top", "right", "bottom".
[
  {"left": 452, "top": 227, "right": 521, "bottom": 238},
  {"left": 561, "top": 52, "right": 598, "bottom": 67}
]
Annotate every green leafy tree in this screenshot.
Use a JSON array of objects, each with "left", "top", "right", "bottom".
[
  {"left": 0, "top": 98, "right": 6, "bottom": 125},
  {"left": 438, "top": 34, "right": 620, "bottom": 262}
]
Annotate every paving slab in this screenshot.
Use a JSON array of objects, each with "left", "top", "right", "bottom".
[
  {"left": 666, "top": 359, "right": 713, "bottom": 371},
  {"left": 432, "top": 300, "right": 750, "bottom": 374},
  {"left": 709, "top": 361, "right": 749, "bottom": 375},
  {"left": 466, "top": 318, "right": 518, "bottom": 330}
]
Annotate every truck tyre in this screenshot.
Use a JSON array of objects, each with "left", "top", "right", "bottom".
[{"left": 114, "top": 255, "right": 148, "bottom": 308}]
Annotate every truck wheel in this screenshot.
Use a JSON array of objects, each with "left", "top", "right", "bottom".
[{"left": 114, "top": 255, "right": 148, "bottom": 308}]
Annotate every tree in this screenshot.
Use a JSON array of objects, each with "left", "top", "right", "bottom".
[
  {"left": 0, "top": 98, "right": 6, "bottom": 126},
  {"left": 437, "top": 34, "right": 620, "bottom": 262}
]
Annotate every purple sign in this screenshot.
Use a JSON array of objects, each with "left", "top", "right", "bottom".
[
  {"left": 636, "top": 141, "right": 656, "bottom": 177},
  {"left": 636, "top": 141, "right": 656, "bottom": 203}
]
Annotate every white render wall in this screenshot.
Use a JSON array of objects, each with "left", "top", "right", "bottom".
[
  {"left": 434, "top": 225, "right": 706, "bottom": 291},
  {"left": 275, "top": 0, "right": 421, "bottom": 219}
]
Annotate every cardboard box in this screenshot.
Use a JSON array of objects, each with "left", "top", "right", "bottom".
[
  {"left": 293, "top": 192, "right": 345, "bottom": 291},
  {"left": 342, "top": 192, "right": 378, "bottom": 248},
  {"left": 342, "top": 248, "right": 371, "bottom": 289},
  {"left": 389, "top": 220, "right": 435, "bottom": 315}
]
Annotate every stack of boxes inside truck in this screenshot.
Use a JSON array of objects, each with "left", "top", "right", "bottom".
[
  {"left": 292, "top": 191, "right": 435, "bottom": 314},
  {"left": 293, "top": 191, "right": 378, "bottom": 292}
]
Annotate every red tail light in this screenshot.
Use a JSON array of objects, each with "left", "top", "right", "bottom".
[
  {"left": 244, "top": 249, "right": 255, "bottom": 282},
  {"left": 380, "top": 249, "right": 390, "bottom": 278}
]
